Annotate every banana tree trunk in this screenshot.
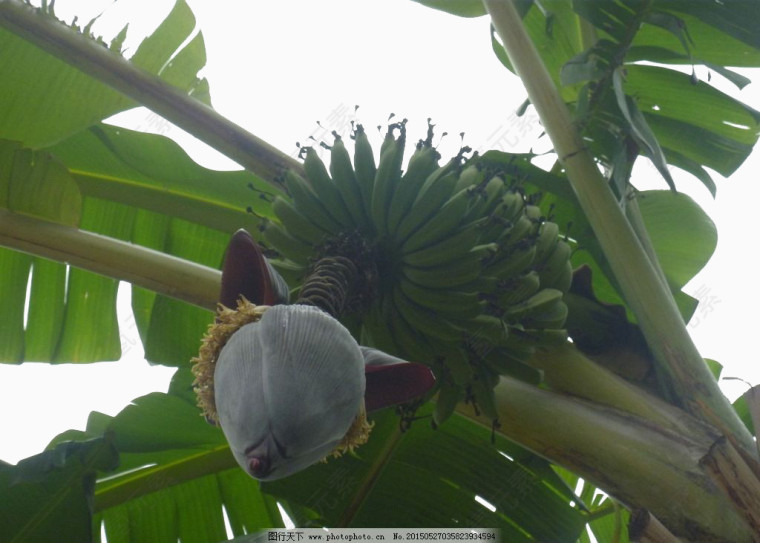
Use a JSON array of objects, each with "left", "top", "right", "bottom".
[
  {"left": 482, "top": 0, "right": 755, "bottom": 454},
  {"left": 455, "top": 376, "right": 757, "bottom": 541}
]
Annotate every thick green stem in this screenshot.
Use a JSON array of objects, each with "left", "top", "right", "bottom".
[
  {"left": 625, "top": 188, "right": 670, "bottom": 291},
  {"left": 0, "top": 0, "right": 303, "bottom": 186},
  {"left": 455, "top": 378, "right": 754, "bottom": 541},
  {"left": 628, "top": 510, "right": 679, "bottom": 543},
  {"left": 482, "top": 0, "right": 754, "bottom": 453},
  {"left": 0, "top": 209, "right": 220, "bottom": 310},
  {"left": 530, "top": 343, "right": 712, "bottom": 437}
]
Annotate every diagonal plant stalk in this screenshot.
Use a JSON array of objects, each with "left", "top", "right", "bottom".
[
  {"left": 94, "top": 445, "right": 236, "bottom": 512},
  {"left": 0, "top": 208, "right": 220, "bottom": 310},
  {"left": 482, "top": 0, "right": 755, "bottom": 454},
  {"left": 624, "top": 187, "right": 671, "bottom": 291},
  {"left": 0, "top": 0, "right": 303, "bottom": 186},
  {"left": 454, "top": 377, "right": 756, "bottom": 541}
]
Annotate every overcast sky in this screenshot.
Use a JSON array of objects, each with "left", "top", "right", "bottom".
[{"left": 1, "top": 0, "right": 759, "bottom": 464}]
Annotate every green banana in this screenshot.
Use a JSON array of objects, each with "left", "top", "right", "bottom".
[
  {"left": 401, "top": 219, "right": 484, "bottom": 268},
  {"left": 402, "top": 255, "right": 483, "bottom": 290},
  {"left": 371, "top": 124, "right": 406, "bottom": 236},
  {"left": 352, "top": 124, "right": 377, "bottom": 216},
  {"left": 503, "top": 288, "right": 564, "bottom": 322},
  {"left": 379, "top": 124, "right": 398, "bottom": 156},
  {"left": 329, "top": 135, "right": 370, "bottom": 231},
  {"left": 433, "top": 382, "right": 464, "bottom": 427},
  {"left": 389, "top": 302, "right": 437, "bottom": 364},
  {"left": 401, "top": 186, "right": 476, "bottom": 253},
  {"left": 398, "top": 277, "right": 484, "bottom": 318},
  {"left": 362, "top": 298, "right": 401, "bottom": 355},
  {"left": 469, "top": 367, "right": 498, "bottom": 421},
  {"left": 392, "top": 286, "right": 463, "bottom": 343},
  {"left": 497, "top": 214, "right": 536, "bottom": 248},
  {"left": 533, "top": 220, "right": 560, "bottom": 264},
  {"left": 524, "top": 204, "right": 542, "bottom": 222},
  {"left": 261, "top": 220, "right": 313, "bottom": 265},
  {"left": 458, "top": 314, "right": 508, "bottom": 345},
  {"left": 271, "top": 196, "right": 331, "bottom": 245},
  {"left": 480, "top": 347, "right": 542, "bottom": 383},
  {"left": 443, "top": 347, "right": 475, "bottom": 386},
  {"left": 546, "top": 259, "right": 574, "bottom": 293},
  {"left": 469, "top": 274, "right": 500, "bottom": 295},
  {"left": 536, "top": 239, "right": 572, "bottom": 289},
  {"left": 497, "top": 271, "right": 542, "bottom": 307},
  {"left": 302, "top": 146, "right": 354, "bottom": 227},
  {"left": 522, "top": 299, "right": 569, "bottom": 329},
  {"left": 485, "top": 244, "right": 537, "bottom": 280},
  {"left": 394, "top": 168, "right": 460, "bottom": 242},
  {"left": 465, "top": 175, "right": 506, "bottom": 223},
  {"left": 480, "top": 192, "right": 526, "bottom": 241},
  {"left": 386, "top": 143, "right": 440, "bottom": 237},
  {"left": 453, "top": 164, "right": 483, "bottom": 192},
  {"left": 495, "top": 190, "right": 525, "bottom": 222},
  {"left": 284, "top": 170, "right": 343, "bottom": 235}
]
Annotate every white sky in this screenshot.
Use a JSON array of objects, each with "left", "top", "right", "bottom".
[{"left": 1, "top": 0, "right": 759, "bottom": 464}]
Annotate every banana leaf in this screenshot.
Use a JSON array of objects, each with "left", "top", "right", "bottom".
[{"left": 44, "top": 368, "right": 587, "bottom": 542}]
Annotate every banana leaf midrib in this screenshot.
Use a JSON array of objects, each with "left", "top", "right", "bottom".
[
  {"left": 71, "top": 169, "right": 259, "bottom": 234},
  {"left": 94, "top": 444, "right": 236, "bottom": 512},
  {"left": 336, "top": 426, "right": 404, "bottom": 527}
]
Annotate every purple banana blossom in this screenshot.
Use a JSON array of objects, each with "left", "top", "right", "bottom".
[
  {"left": 206, "top": 230, "right": 435, "bottom": 480},
  {"left": 215, "top": 303, "right": 366, "bottom": 480}
]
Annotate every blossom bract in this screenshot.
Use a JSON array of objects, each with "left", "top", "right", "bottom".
[{"left": 214, "top": 304, "right": 365, "bottom": 480}]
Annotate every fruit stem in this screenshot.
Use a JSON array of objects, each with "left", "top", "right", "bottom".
[
  {"left": 0, "top": 0, "right": 303, "bottom": 186},
  {"left": 482, "top": 0, "right": 755, "bottom": 454}
]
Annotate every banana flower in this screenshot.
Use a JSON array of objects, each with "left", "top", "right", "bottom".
[{"left": 193, "top": 230, "right": 435, "bottom": 480}]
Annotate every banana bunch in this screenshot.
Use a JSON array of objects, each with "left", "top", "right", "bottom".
[{"left": 262, "top": 121, "right": 572, "bottom": 425}]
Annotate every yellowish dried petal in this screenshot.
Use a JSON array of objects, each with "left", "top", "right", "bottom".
[{"left": 191, "top": 298, "right": 269, "bottom": 423}]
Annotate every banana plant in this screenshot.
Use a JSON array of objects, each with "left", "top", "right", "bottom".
[{"left": 1, "top": 0, "right": 760, "bottom": 541}]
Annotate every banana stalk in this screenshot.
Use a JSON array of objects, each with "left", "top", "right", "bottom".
[
  {"left": 482, "top": 0, "right": 755, "bottom": 454},
  {"left": 0, "top": 208, "right": 220, "bottom": 310},
  {"left": 628, "top": 510, "right": 680, "bottom": 543},
  {"left": 529, "top": 343, "right": 713, "bottom": 437},
  {"left": 453, "top": 377, "right": 755, "bottom": 541}
]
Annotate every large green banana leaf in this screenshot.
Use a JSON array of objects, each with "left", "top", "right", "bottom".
[
  {"left": 0, "top": 0, "right": 279, "bottom": 364},
  {"left": 39, "top": 368, "right": 586, "bottom": 542},
  {"left": 0, "top": 434, "right": 119, "bottom": 542},
  {"left": 0, "top": 125, "right": 279, "bottom": 364},
  {"left": 482, "top": 0, "right": 760, "bottom": 195},
  {"left": 0, "top": 0, "right": 209, "bottom": 148}
]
